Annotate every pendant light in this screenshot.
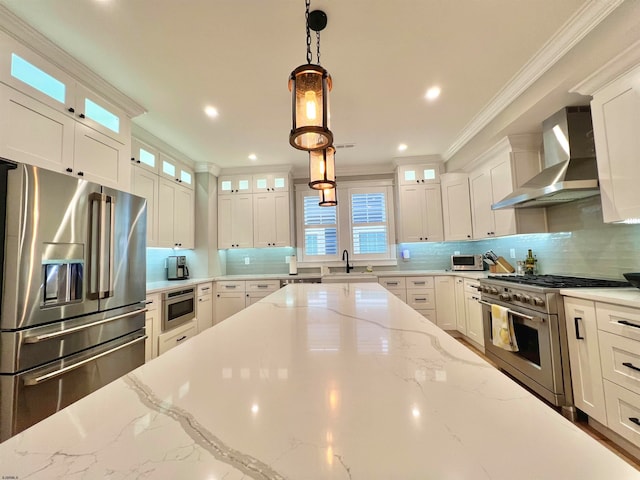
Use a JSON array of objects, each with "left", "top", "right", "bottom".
[
  {"left": 308, "top": 146, "right": 336, "bottom": 190},
  {"left": 288, "top": 2, "right": 333, "bottom": 151},
  {"left": 319, "top": 186, "right": 337, "bottom": 207}
]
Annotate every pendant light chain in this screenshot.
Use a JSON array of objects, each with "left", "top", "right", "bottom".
[
  {"left": 316, "top": 30, "right": 321, "bottom": 65},
  {"left": 305, "top": 0, "right": 312, "bottom": 64}
]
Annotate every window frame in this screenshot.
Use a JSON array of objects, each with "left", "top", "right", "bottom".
[{"left": 295, "top": 179, "right": 396, "bottom": 266}]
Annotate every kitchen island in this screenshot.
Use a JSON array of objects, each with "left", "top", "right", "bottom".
[{"left": 0, "top": 283, "right": 638, "bottom": 479}]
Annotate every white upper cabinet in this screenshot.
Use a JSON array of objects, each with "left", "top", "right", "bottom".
[
  {"left": 253, "top": 192, "right": 292, "bottom": 247},
  {"left": 590, "top": 63, "right": 640, "bottom": 223},
  {"left": 397, "top": 163, "right": 441, "bottom": 185},
  {"left": 0, "top": 32, "right": 132, "bottom": 191},
  {"left": 131, "top": 138, "right": 159, "bottom": 173},
  {"left": 218, "top": 194, "right": 254, "bottom": 248},
  {"left": 218, "top": 174, "right": 253, "bottom": 194},
  {"left": 252, "top": 173, "right": 289, "bottom": 193},
  {"left": 397, "top": 184, "right": 444, "bottom": 243},
  {"left": 468, "top": 136, "right": 547, "bottom": 239},
  {"left": 159, "top": 153, "right": 194, "bottom": 190},
  {"left": 440, "top": 173, "right": 473, "bottom": 241}
]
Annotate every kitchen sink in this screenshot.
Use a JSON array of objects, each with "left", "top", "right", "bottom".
[{"left": 321, "top": 273, "right": 378, "bottom": 283}]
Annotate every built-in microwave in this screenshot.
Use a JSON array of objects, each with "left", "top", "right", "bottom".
[
  {"left": 451, "top": 254, "right": 484, "bottom": 271},
  {"left": 162, "top": 287, "right": 195, "bottom": 331}
]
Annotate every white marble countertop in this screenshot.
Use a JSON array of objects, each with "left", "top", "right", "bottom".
[
  {"left": 1, "top": 283, "right": 638, "bottom": 479},
  {"left": 560, "top": 287, "right": 640, "bottom": 308}
]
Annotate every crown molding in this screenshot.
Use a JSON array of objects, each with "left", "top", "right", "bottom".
[
  {"left": 461, "top": 134, "right": 541, "bottom": 173},
  {"left": 194, "top": 163, "right": 221, "bottom": 176},
  {"left": 131, "top": 123, "right": 198, "bottom": 168},
  {"left": 570, "top": 37, "right": 640, "bottom": 95},
  {"left": 443, "top": 0, "right": 624, "bottom": 161},
  {"left": 0, "top": 5, "right": 146, "bottom": 118}
]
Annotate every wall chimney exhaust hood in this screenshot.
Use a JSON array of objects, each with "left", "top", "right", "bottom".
[{"left": 492, "top": 106, "right": 600, "bottom": 209}]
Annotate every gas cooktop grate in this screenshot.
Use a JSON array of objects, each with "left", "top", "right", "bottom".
[{"left": 486, "top": 274, "right": 631, "bottom": 288}]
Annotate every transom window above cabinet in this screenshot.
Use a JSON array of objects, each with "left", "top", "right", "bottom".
[
  {"left": 397, "top": 163, "right": 442, "bottom": 185},
  {"left": 218, "top": 174, "right": 253, "bottom": 194},
  {"left": 253, "top": 173, "right": 289, "bottom": 192},
  {"left": 159, "top": 153, "right": 193, "bottom": 189},
  {"left": 1, "top": 43, "right": 129, "bottom": 144}
]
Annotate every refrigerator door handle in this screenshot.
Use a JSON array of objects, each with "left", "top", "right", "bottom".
[
  {"left": 87, "top": 192, "right": 103, "bottom": 300},
  {"left": 105, "top": 194, "right": 116, "bottom": 298},
  {"left": 23, "top": 307, "right": 147, "bottom": 344},
  {"left": 22, "top": 335, "right": 147, "bottom": 386}
]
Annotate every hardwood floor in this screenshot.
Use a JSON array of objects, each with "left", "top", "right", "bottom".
[{"left": 455, "top": 337, "right": 640, "bottom": 471}]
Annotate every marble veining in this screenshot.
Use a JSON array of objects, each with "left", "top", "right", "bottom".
[{"left": 1, "top": 283, "right": 639, "bottom": 479}]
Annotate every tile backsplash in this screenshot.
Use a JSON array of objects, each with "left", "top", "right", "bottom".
[{"left": 147, "top": 197, "right": 640, "bottom": 282}]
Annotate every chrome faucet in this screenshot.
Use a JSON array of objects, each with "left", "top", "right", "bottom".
[{"left": 342, "top": 249, "right": 352, "bottom": 273}]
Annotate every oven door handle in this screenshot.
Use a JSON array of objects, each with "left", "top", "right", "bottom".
[
  {"left": 478, "top": 300, "right": 541, "bottom": 322},
  {"left": 23, "top": 335, "right": 147, "bottom": 386},
  {"left": 23, "top": 308, "right": 147, "bottom": 344}
]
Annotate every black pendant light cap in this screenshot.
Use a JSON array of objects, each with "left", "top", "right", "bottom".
[{"left": 308, "top": 10, "right": 327, "bottom": 32}]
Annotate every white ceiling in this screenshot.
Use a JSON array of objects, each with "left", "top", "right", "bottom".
[{"left": 0, "top": 0, "right": 637, "bottom": 175}]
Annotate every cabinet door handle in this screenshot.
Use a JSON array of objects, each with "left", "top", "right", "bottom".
[
  {"left": 415, "top": 297, "right": 427, "bottom": 301},
  {"left": 78, "top": 113, "right": 85, "bottom": 119},
  {"left": 629, "top": 417, "right": 640, "bottom": 427},
  {"left": 66, "top": 167, "right": 73, "bottom": 173},
  {"left": 176, "top": 335, "right": 187, "bottom": 342},
  {"left": 77, "top": 171, "right": 84, "bottom": 176},
  {"left": 67, "top": 107, "right": 75, "bottom": 113},
  {"left": 131, "top": 157, "right": 136, "bottom": 162},
  {"left": 618, "top": 320, "right": 640, "bottom": 329},
  {"left": 622, "top": 362, "right": 640, "bottom": 373},
  {"left": 387, "top": 282, "right": 398, "bottom": 286},
  {"left": 413, "top": 281, "right": 426, "bottom": 285},
  {"left": 574, "top": 317, "right": 584, "bottom": 340}
]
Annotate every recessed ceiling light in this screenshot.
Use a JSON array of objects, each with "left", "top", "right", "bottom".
[
  {"left": 398, "top": 143, "right": 408, "bottom": 152},
  {"left": 425, "top": 86, "right": 441, "bottom": 101},
  {"left": 204, "top": 106, "right": 219, "bottom": 118},
  {"left": 248, "top": 154, "right": 257, "bottom": 161}
]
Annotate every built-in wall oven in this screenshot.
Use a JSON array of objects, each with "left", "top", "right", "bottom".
[
  {"left": 162, "top": 287, "right": 195, "bottom": 331},
  {"left": 479, "top": 274, "right": 631, "bottom": 421}
]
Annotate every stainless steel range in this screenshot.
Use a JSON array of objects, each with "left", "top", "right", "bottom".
[{"left": 479, "top": 274, "right": 630, "bottom": 420}]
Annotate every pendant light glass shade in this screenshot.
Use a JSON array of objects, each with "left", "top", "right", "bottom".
[
  {"left": 308, "top": 146, "right": 336, "bottom": 190},
  {"left": 319, "top": 186, "right": 337, "bottom": 207},
  {"left": 289, "top": 64, "right": 333, "bottom": 151}
]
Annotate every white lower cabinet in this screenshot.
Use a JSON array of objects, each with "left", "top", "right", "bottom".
[
  {"left": 464, "top": 279, "right": 484, "bottom": 347},
  {"left": 144, "top": 293, "right": 161, "bottom": 362},
  {"left": 196, "top": 282, "right": 214, "bottom": 333},
  {"left": 406, "top": 276, "right": 437, "bottom": 324},
  {"left": 563, "top": 296, "right": 640, "bottom": 454},
  {"left": 379, "top": 277, "right": 407, "bottom": 303},
  {"left": 454, "top": 277, "right": 466, "bottom": 334},
  {"left": 245, "top": 280, "right": 280, "bottom": 306},
  {"left": 564, "top": 297, "right": 607, "bottom": 424},
  {"left": 434, "top": 276, "right": 456, "bottom": 330},
  {"left": 157, "top": 319, "right": 198, "bottom": 356},
  {"left": 215, "top": 281, "right": 247, "bottom": 322}
]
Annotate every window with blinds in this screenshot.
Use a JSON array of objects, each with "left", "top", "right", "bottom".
[
  {"left": 351, "top": 192, "right": 387, "bottom": 255},
  {"left": 303, "top": 196, "right": 338, "bottom": 257}
]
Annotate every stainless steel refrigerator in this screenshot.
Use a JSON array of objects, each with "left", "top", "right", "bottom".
[{"left": 0, "top": 161, "right": 147, "bottom": 441}]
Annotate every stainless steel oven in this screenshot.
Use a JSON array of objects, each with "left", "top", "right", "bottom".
[
  {"left": 479, "top": 274, "right": 631, "bottom": 421},
  {"left": 162, "top": 287, "right": 195, "bottom": 331}
]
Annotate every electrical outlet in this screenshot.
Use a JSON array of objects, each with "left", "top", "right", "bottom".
[
  {"left": 285, "top": 256, "right": 290, "bottom": 264},
  {"left": 510, "top": 248, "right": 516, "bottom": 259},
  {"left": 244, "top": 257, "right": 250, "bottom": 265}
]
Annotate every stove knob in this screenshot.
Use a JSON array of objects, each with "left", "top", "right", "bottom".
[
  {"left": 512, "top": 293, "right": 523, "bottom": 301},
  {"left": 522, "top": 295, "right": 532, "bottom": 304},
  {"left": 499, "top": 293, "right": 511, "bottom": 301},
  {"left": 489, "top": 287, "right": 499, "bottom": 295},
  {"left": 533, "top": 297, "right": 545, "bottom": 307}
]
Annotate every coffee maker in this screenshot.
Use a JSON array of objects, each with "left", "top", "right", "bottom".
[{"left": 166, "top": 255, "right": 189, "bottom": 280}]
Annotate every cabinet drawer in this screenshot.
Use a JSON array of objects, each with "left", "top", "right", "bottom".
[
  {"left": 407, "top": 291, "right": 435, "bottom": 310},
  {"left": 216, "top": 280, "right": 246, "bottom": 293},
  {"left": 145, "top": 293, "right": 160, "bottom": 313},
  {"left": 197, "top": 282, "right": 213, "bottom": 296},
  {"left": 604, "top": 379, "right": 640, "bottom": 448},
  {"left": 463, "top": 279, "right": 481, "bottom": 294},
  {"left": 406, "top": 276, "right": 433, "bottom": 289},
  {"left": 596, "top": 303, "right": 640, "bottom": 341},
  {"left": 387, "top": 290, "right": 407, "bottom": 303},
  {"left": 599, "top": 330, "right": 640, "bottom": 396},
  {"left": 416, "top": 308, "right": 437, "bottom": 325},
  {"left": 157, "top": 319, "right": 197, "bottom": 355},
  {"left": 379, "top": 276, "right": 406, "bottom": 291},
  {"left": 246, "top": 279, "right": 280, "bottom": 292}
]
